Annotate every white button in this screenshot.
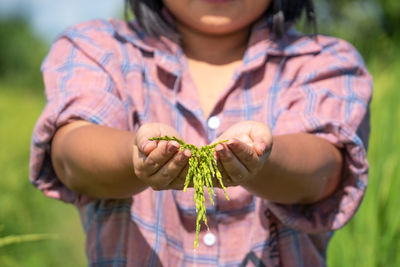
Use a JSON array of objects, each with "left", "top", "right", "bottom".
[
  {"left": 203, "top": 232, "right": 216, "bottom": 247},
  {"left": 207, "top": 116, "right": 221, "bottom": 130}
]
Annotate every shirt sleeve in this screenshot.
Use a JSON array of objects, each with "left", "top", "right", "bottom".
[
  {"left": 29, "top": 24, "right": 129, "bottom": 205},
  {"left": 267, "top": 38, "right": 373, "bottom": 233}
]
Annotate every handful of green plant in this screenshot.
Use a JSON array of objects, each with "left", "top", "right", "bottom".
[{"left": 149, "top": 136, "right": 230, "bottom": 248}]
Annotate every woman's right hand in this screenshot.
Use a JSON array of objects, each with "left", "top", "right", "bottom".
[{"left": 132, "top": 123, "right": 191, "bottom": 191}]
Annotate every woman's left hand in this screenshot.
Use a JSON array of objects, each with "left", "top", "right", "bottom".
[{"left": 212, "top": 121, "right": 273, "bottom": 187}]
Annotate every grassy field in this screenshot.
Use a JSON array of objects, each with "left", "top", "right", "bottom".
[
  {"left": 0, "top": 54, "right": 399, "bottom": 267},
  {"left": 327, "top": 55, "right": 400, "bottom": 267},
  {"left": 0, "top": 88, "right": 86, "bottom": 266}
]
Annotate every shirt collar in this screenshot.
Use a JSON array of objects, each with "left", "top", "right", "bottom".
[
  {"left": 238, "top": 17, "right": 323, "bottom": 73},
  {"left": 110, "top": 16, "right": 323, "bottom": 74},
  {"left": 110, "top": 18, "right": 182, "bottom": 74}
]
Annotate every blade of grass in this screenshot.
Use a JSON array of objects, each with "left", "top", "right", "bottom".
[{"left": 0, "top": 234, "right": 57, "bottom": 248}]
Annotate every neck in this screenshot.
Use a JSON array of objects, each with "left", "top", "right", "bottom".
[{"left": 176, "top": 24, "right": 251, "bottom": 65}]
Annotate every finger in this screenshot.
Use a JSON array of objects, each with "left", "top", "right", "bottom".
[
  {"left": 168, "top": 158, "right": 190, "bottom": 190},
  {"left": 226, "top": 138, "right": 260, "bottom": 172},
  {"left": 249, "top": 123, "right": 272, "bottom": 156},
  {"left": 148, "top": 149, "right": 191, "bottom": 190},
  {"left": 214, "top": 160, "right": 234, "bottom": 187},
  {"left": 132, "top": 144, "right": 152, "bottom": 179},
  {"left": 215, "top": 143, "right": 249, "bottom": 185},
  {"left": 135, "top": 140, "right": 180, "bottom": 176},
  {"left": 135, "top": 123, "right": 183, "bottom": 155},
  {"left": 141, "top": 140, "right": 158, "bottom": 155},
  {"left": 135, "top": 124, "right": 162, "bottom": 155}
]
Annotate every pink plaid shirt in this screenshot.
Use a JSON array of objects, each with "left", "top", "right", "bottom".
[{"left": 30, "top": 18, "right": 372, "bottom": 266}]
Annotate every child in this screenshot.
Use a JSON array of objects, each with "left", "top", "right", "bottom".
[{"left": 30, "top": 0, "right": 372, "bottom": 266}]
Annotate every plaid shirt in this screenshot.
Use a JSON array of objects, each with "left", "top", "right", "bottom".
[{"left": 30, "top": 18, "right": 372, "bottom": 267}]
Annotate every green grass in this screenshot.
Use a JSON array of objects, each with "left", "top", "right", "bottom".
[
  {"left": 327, "top": 55, "right": 400, "bottom": 266},
  {"left": 0, "top": 88, "right": 86, "bottom": 267}
]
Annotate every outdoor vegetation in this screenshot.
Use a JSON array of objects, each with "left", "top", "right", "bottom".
[{"left": 0, "top": 1, "right": 399, "bottom": 266}]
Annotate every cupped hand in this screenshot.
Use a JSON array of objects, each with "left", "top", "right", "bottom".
[
  {"left": 213, "top": 121, "right": 272, "bottom": 187},
  {"left": 132, "top": 123, "right": 191, "bottom": 191}
]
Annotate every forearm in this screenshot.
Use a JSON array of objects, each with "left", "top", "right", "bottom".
[
  {"left": 51, "top": 121, "right": 147, "bottom": 199},
  {"left": 242, "top": 133, "right": 343, "bottom": 204}
]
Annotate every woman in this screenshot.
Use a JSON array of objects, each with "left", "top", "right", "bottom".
[{"left": 30, "top": 0, "right": 372, "bottom": 265}]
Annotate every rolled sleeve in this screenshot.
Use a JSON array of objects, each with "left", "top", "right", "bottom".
[
  {"left": 29, "top": 28, "right": 128, "bottom": 205},
  {"left": 268, "top": 39, "right": 373, "bottom": 233}
]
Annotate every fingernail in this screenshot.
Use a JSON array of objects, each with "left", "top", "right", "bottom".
[
  {"left": 168, "top": 143, "right": 178, "bottom": 153},
  {"left": 183, "top": 149, "right": 191, "bottom": 158},
  {"left": 257, "top": 142, "right": 266, "bottom": 154},
  {"left": 215, "top": 144, "right": 224, "bottom": 152},
  {"left": 178, "top": 152, "right": 188, "bottom": 162},
  {"left": 141, "top": 141, "right": 149, "bottom": 151},
  {"left": 227, "top": 140, "right": 234, "bottom": 146},
  {"left": 216, "top": 145, "right": 228, "bottom": 158},
  {"left": 170, "top": 141, "right": 180, "bottom": 150}
]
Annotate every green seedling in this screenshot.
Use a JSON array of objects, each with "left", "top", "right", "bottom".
[{"left": 149, "top": 136, "right": 230, "bottom": 248}]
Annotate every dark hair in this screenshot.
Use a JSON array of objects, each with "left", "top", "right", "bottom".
[{"left": 126, "top": 0, "right": 316, "bottom": 40}]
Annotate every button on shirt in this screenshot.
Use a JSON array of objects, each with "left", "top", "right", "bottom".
[
  {"left": 30, "top": 18, "right": 372, "bottom": 266},
  {"left": 207, "top": 116, "right": 221, "bottom": 130},
  {"left": 203, "top": 232, "right": 217, "bottom": 247}
]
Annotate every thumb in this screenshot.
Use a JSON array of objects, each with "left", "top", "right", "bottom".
[
  {"left": 135, "top": 123, "right": 162, "bottom": 155},
  {"left": 250, "top": 123, "right": 272, "bottom": 156}
]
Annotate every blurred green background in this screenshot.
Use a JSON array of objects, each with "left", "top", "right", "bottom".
[{"left": 0, "top": 1, "right": 399, "bottom": 266}]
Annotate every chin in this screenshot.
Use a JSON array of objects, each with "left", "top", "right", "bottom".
[{"left": 192, "top": 16, "right": 249, "bottom": 35}]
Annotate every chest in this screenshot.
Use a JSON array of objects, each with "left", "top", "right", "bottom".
[
  {"left": 125, "top": 56, "right": 280, "bottom": 145},
  {"left": 187, "top": 59, "right": 243, "bottom": 118}
]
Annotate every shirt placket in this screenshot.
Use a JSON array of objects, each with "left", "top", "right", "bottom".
[{"left": 152, "top": 36, "right": 273, "bottom": 264}]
